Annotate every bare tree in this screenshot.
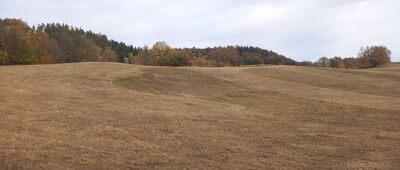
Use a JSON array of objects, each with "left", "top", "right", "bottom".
[{"left": 315, "top": 56, "right": 330, "bottom": 67}]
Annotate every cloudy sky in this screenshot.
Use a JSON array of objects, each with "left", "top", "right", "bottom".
[{"left": 1, "top": 0, "right": 399, "bottom": 61}]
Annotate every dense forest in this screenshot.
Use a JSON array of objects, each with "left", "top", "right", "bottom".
[
  {"left": 0, "top": 18, "right": 139, "bottom": 65},
  {"left": 0, "top": 18, "right": 391, "bottom": 68},
  {"left": 0, "top": 18, "right": 295, "bottom": 67}
]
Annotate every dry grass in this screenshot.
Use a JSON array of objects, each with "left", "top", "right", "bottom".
[{"left": 0, "top": 62, "right": 399, "bottom": 169}]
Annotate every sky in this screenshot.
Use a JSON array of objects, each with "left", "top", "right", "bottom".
[{"left": 0, "top": 0, "right": 399, "bottom": 61}]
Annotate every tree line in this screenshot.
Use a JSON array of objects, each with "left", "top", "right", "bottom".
[
  {"left": 0, "top": 18, "right": 392, "bottom": 68},
  {"left": 129, "top": 42, "right": 296, "bottom": 67},
  {"left": 0, "top": 18, "right": 295, "bottom": 67},
  {"left": 0, "top": 18, "right": 139, "bottom": 65},
  {"left": 298, "top": 46, "right": 392, "bottom": 69}
]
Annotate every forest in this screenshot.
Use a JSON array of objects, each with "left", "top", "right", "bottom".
[
  {"left": 0, "top": 18, "right": 391, "bottom": 68},
  {"left": 0, "top": 18, "right": 295, "bottom": 67}
]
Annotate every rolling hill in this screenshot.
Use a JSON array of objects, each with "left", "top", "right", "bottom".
[{"left": 0, "top": 63, "right": 399, "bottom": 169}]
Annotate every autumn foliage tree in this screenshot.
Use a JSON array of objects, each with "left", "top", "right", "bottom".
[
  {"left": 23, "top": 31, "right": 56, "bottom": 64},
  {"left": 0, "top": 19, "right": 56, "bottom": 65},
  {"left": 358, "top": 46, "right": 391, "bottom": 68},
  {"left": 133, "top": 42, "right": 191, "bottom": 66}
]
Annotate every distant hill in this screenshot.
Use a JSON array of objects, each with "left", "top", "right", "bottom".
[{"left": 0, "top": 18, "right": 295, "bottom": 67}]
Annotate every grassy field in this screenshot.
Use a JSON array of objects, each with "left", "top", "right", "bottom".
[{"left": 0, "top": 62, "right": 399, "bottom": 169}]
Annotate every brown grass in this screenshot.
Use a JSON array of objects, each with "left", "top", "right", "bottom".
[{"left": 0, "top": 62, "right": 399, "bottom": 169}]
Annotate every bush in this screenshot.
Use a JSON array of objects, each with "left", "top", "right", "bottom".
[{"left": 167, "top": 51, "right": 191, "bottom": 67}]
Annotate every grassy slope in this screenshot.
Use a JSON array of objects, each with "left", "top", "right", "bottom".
[{"left": 0, "top": 63, "right": 399, "bottom": 169}]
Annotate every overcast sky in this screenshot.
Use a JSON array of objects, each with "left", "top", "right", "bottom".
[{"left": 0, "top": 0, "right": 399, "bottom": 61}]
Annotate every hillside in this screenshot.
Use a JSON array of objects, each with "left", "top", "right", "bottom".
[{"left": 0, "top": 63, "right": 399, "bottom": 169}]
